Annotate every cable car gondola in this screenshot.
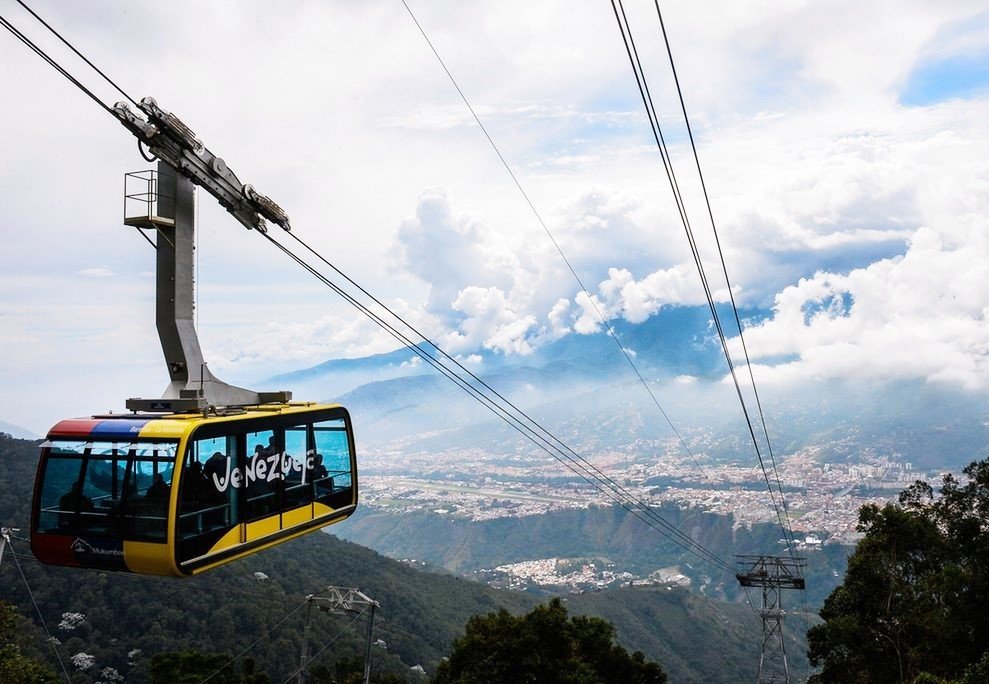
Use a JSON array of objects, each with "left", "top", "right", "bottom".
[
  {"left": 32, "top": 404, "right": 356, "bottom": 576},
  {"left": 31, "top": 104, "right": 359, "bottom": 575}
]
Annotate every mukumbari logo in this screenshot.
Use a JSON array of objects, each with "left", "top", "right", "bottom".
[
  {"left": 70, "top": 537, "right": 123, "bottom": 558},
  {"left": 70, "top": 538, "right": 92, "bottom": 554}
]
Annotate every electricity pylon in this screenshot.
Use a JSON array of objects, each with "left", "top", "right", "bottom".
[
  {"left": 736, "top": 555, "right": 806, "bottom": 683},
  {"left": 298, "top": 586, "right": 379, "bottom": 684}
]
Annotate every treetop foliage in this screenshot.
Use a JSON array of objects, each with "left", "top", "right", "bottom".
[
  {"left": 0, "top": 600, "right": 59, "bottom": 684},
  {"left": 807, "top": 457, "right": 989, "bottom": 683},
  {"left": 432, "top": 597, "right": 667, "bottom": 684}
]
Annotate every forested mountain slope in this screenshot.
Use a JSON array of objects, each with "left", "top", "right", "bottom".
[{"left": 2, "top": 433, "right": 810, "bottom": 682}]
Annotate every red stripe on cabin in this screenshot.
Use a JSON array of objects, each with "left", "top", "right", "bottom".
[{"left": 46, "top": 419, "right": 102, "bottom": 439}]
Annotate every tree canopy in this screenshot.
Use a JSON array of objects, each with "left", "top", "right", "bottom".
[
  {"left": 807, "top": 458, "right": 989, "bottom": 683},
  {"left": 432, "top": 597, "right": 666, "bottom": 684},
  {"left": 0, "top": 600, "right": 59, "bottom": 684}
]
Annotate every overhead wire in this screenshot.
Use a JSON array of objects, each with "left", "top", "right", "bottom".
[
  {"left": 610, "top": 0, "right": 798, "bottom": 560},
  {"left": 399, "top": 0, "right": 710, "bottom": 481},
  {"left": 0, "top": 10, "right": 114, "bottom": 115},
  {"left": 262, "top": 230, "right": 735, "bottom": 574},
  {"left": 13, "top": 0, "right": 140, "bottom": 108},
  {"left": 198, "top": 599, "right": 308, "bottom": 684},
  {"left": 3, "top": 533, "right": 305, "bottom": 603},
  {"left": 0, "top": 0, "right": 738, "bottom": 575},
  {"left": 278, "top": 606, "right": 369, "bottom": 684},
  {"left": 648, "top": 0, "right": 795, "bottom": 545},
  {"left": 4, "top": 536, "right": 73, "bottom": 683}
]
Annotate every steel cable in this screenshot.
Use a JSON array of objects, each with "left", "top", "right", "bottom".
[{"left": 610, "top": 0, "right": 798, "bottom": 559}]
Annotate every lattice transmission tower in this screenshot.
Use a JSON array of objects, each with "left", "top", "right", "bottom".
[{"left": 736, "top": 555, "right": 806, "bottom": 683}]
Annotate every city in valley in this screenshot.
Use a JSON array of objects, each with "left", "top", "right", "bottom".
[{"left": 358, "top": 440, "right": 936, "bottom": 591}]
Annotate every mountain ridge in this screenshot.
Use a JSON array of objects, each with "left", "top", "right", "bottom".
[{"left": 0, "top": 433, "right": 805, "bottom": 683}]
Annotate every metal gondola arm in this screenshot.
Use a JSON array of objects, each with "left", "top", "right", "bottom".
[
  {"left": 114, "top": 97, "right": 293, "bottom": 411},
  {"left": 112, "top": 97, "right": 290, "bottom": 233}
]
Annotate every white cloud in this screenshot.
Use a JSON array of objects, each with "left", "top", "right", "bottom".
[
  {"left": 739, "top": 225, "right": 989, "bottom": 389},
  {"left": 446, "top": 286, "right": 537, "bottom": 355},
  {"left": 77, "top": 267, "right": 114, "bottom": 278},
  {"left": 208, "top": 314, "right": 403, "bottom": 372},
  {"left": 3, "top": 0, "right": 989, "bottom": 431}
]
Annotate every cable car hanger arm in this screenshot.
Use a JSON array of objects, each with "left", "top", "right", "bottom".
[{"left": 112, "top": 96, "right": 291, "bottom": 234}]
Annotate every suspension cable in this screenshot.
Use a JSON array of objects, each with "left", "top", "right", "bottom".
[
  {"left": 198, "top": 599, "right": 308, "bottom": 684},
  {"left": 284, "top": 230, "right": 718, "bottom": 560},
  {"left": 610, "top": 0, "right": 797, "bottom": 558},
  {"left": 400, "top": 0, "right": 710, "bottom": 481},
  {"left": 5, "top": 536, "right": 72, "bottom": 683},
  {"left": 649, "top": 0, "right": 794, "bottom": 540},
  {"left": 278, "top": 606, "right": 369, "bottom": 684},
  {"left": 261, "top": 230, "right": 735, "bottom": 574},
  {"left": 14, "top": 0, "right": 140, "bottom": 107},
  {"left": 0, "top": 11, "right": 113, "bottom": 115}
]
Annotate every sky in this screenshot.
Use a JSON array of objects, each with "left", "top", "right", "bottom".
[{"left": 1, "top": 0, "right": 988, "bottom": 435}]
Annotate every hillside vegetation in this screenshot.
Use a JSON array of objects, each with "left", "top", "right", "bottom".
[
  {"left": 335, "top": 504, "right": 849, "bottom": 608},
  {"left": 809, "top": 458, "right": 989, "bottom": 683},
  {"left": 2, "top": 433, "right": 809, "bottom": 682}
]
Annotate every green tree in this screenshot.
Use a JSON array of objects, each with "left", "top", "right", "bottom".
[
  {"left": 808, "top": 458, "right": 989, "bottom": 683},
  {"left": 0, "top": 600, "right": 59, "bottom": 684},
  {"left": 150, "top": 650, "right": 269, "bottom": 684},
  {"left": 432, "top": 597, "right": 666, "bottom": 684},
  {"left": 309, "top": 656, "right": 405, "bottom": 683}
]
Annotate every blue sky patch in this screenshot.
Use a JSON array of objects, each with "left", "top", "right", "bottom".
[
  {"left": 802, "top": 292, "right": 853, "bottom": 326},
  {"left": 900, "top": 51, "right": 989, "bottom": 105}
]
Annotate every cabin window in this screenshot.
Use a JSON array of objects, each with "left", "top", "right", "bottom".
[
  {"left": 282, "top": 424, "right": 310, "bottom": 509},
  {"left": 36, "top": 440, "right": 176, "bottom": 542},
  {"left": 243, "top": 429, "right": 277, "bottom": 521},
  {"left": 313, "top": 418, "right": 351, "bottom": 505},
  {"left": 179, "top": 435, "right": 238, "bottom": 539}
]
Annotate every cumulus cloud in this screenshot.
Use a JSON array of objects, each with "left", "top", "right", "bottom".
[
  {"left": 739, "top": 225, "right": 989, "bottom": 390},
  {"left": 7, "top": 0, "right": 989, "bottom": 435},
  {"left": 389, "top": 185, "right": 708, "bottom": 352},
  {"left": 384, "top": 93, "right": 989, "bottom": 391}
]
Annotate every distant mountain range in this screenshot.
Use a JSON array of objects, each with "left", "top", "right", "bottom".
[
  {"left": 270, "top": 304, "right": 738, "bottom": 399},
  {"left": 267, "top": 305, "right": 989, "bottom": 470},
  {"left": 0, "top": 419, "right": 39, "bottom": 440}
]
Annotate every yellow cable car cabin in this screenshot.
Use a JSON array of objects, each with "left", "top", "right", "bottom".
[
  {"left": 30, "top": 117, "right": 362, "bottom": 575},
  {"left": 31, "top": 404, "right": 357, "bottom": 576}
]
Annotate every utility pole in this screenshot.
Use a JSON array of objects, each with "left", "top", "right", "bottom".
[
  {"left": 0, "top": 527, "right": 14, "bottom": 568},
  {"left": 297, "top": 587, "right": 380, "bottom": 684},
  {"left": 736, "top": 555, "right": 806, "bottom": 684}
]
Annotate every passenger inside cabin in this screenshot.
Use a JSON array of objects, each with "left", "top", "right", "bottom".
[
  {"left": 203, "top": 451, "right": 226, "bottom": 494},
  {"left": 247, "top": 444, "right": 271, "bottom": 515},
  {"left": 184, "top": 461, "right": 209, "bottom": 506},
  {"left": 311, "top": 453, "right": 328, "bottom": 480},
  {"left": 122, "top": 481, "right": 137, "bottom": 500},
  {"left": 60, "top": 481, "right": 93, "bottom": 513},
  {"left": 145, "top": 473, "right": 169, "bottom": 502},
  {"left": 58, "top": 481, "right": 93, "bottom": 529}
]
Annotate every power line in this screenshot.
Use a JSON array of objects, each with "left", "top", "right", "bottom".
[
  {"left": 13, "top": 0, "right": 140, "bottom": 107},
  {"left": 262, "top": 230, "right": 735, "bottom": 574},
  {"left": 648, "top": 0, "right": 795, "bottom": 544},
  {"left": 4, "top": 536, "right": 72, "bottom": 683},
  {"left": 609, "top": 0, "right": 798, "bottom": 559},
  {"left": 399, "top": 0, "right": 710, "bottom": 482},
  {"left": 0, "top": 0, "right": 736, "bottom": 575}
]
